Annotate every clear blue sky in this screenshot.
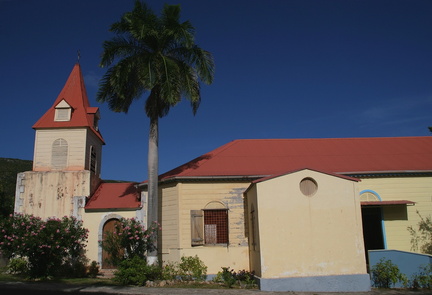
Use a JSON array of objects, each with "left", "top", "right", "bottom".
[{"left": 1, "top": 0, "right": 431, "bottom": 182}]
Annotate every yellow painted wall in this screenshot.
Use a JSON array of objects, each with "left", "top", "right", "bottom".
[
  {"left": 160, "top": 183, "right": 180, "bottom": 259},
  {"left": 159, "top": 181, "right": 251, "bottom": 274},
  {"left": 250, "top": 170, "right": 367, "bottom": 279},
  {"left": 359, "top": 177, "right": 432, "bottom": 252}
]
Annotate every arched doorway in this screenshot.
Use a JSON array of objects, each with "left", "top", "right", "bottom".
[{"left": 101, "top": 218, "right": 120, "bottom": 269}]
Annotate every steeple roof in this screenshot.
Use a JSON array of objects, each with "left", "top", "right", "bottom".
[{"left": 33, "top": 63, "right": 104, "bottom": 144}]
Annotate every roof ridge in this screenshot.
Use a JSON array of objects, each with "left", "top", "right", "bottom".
[{"left": 233, "top": 136, "right": 432, "bottom": 142}]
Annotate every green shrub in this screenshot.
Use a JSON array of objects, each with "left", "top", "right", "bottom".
[
  {"left": 371, "top": 258, "right": 407, "bottom": 288},
  {"left": 220, "top": 267, "right": 236, "bottom": 288},
  {"left": 235, "top": 269, "right": 256, "bottom": 288},
  {"left": 408, "top": 264, "right": 432, "bottom": 289},
  {"left": 161, "top": 261, "right": 179, "bottom": 280},
  {"left": 113, "top": 256, "right": 162, "bottom": 285},
  {"left": 213, "top": 267, "right": 256, "bottom": 288},
  {"left": 87, "top": 261, "right": 100, "bottom": 278},
  {"left": 178, "top": 255, "right": 207, "bottom": 281},
  {"left": 99, "top": 218, "right": 158, "bottom": 267},
  {"left": 7, "top": 257, "right": 28, "bottom": 276},
  {"left": 0, "top": 214, "right": 88, "bottom": 278}
]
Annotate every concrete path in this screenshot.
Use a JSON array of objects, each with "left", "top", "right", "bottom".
[{"left": 2, "top": 281, "right": 432, "bottom": 295}]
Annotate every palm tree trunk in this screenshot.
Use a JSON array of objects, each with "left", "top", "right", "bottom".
[{"left": 147, "top": 116, "right": 159, "bottom": 263}]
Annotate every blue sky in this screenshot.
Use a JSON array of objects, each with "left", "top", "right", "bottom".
[{"left": 1, "top": 0, "right": 431, "bottom": 182}]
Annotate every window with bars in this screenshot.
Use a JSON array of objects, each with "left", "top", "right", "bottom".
[{"left": 191, "top": 209, "right": 228, "bottom": 246}]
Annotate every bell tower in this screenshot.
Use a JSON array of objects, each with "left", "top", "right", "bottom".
[{"left": 15, "top": 64, "right": 105, "bottom": 219}]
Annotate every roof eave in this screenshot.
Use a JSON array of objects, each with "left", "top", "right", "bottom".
[
  {"left": 137, "top": 175, "right": 265, "bottom": 188},
  {"left": 84, "top": 206, "right": 142, "bottom": 212}
]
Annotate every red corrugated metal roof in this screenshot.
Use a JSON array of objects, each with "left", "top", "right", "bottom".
[
  {"left": 252, "top": 168, "right": 360, "bottom": 184},
  {"left": 159, "top": 137, "right": 432, "bottom": 181},
  {"left": 33, "top": 64, "right": 105, "bottom": 144},
  {"left": 85, "top": 183, "right": 141, "bottom": 210}
]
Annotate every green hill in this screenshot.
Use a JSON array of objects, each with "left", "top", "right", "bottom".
[{"left": 0, "top": 158, "right": 32, "bottom": 217}]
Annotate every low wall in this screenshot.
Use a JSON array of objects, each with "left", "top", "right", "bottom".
[
  {"left": 258, "top": 274, "right": 371, "bottom": 292},
  {"left": 369, "top": 249, "right": 432, "bottom": 288}
]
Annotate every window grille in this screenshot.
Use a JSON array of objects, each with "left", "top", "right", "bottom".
[{"left": 204, "top": 209, "right": 228, "bottom": 244}]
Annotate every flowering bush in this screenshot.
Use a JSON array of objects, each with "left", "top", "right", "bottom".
[
  {"left": 99, "top": 218, "right": 158, "bottom": 267},
  {"left": 213, "top": 267, "right": 256, "bottom": 288},
  {"left": 0, "top": 213, "right": 89, "bottom": 278}
]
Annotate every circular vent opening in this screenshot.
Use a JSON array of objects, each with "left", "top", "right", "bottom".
[{"left": 300, "top": 177, "right": 318, "bottom": 197}]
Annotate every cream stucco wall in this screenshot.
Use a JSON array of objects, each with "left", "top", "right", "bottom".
[
  {"left": 82, "top": 210, "right": 143, "bottom": 263},
  {"left": 15, "top": 170, "right": 91, "bottom": 219},
  {"left": 159, "top": 181, "right": 250, "bottom": 274},
  {"left": 358, "top": 176, "right": 432, "bottom": 252},
  {"left": 248, "top": 169, "right": 367, "bottom": 279}
]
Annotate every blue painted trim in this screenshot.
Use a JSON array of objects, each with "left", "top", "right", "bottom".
[
  {"left": 360, "top": 189, "right": 387, "bottom": 249},
  {"left": 360, "top": 189, "right": 382, "bottom": 201},
  {"left": 381, "top": 208, "right": 388, "bottom": 249},
  {"left": 258, "top": 274, "right": 371, "bottom": 292}
]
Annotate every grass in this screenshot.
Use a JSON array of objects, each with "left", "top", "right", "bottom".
[{"left": 0, "top": 267, "right": 116, "bottom": 286}]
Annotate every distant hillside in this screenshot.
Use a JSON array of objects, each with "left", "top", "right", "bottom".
[{"left": 0, "top": 157, "right": 32, "bottom": 217}]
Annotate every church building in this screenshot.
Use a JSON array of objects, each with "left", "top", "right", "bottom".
[{"left": 15, "top": 64, "right": 432, "bottom": 292}]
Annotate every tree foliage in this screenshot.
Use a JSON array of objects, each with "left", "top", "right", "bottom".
[
  {"left": 97, "top": 1, "right": 215, "bottom": 249},
  {"left": 0, "top": 158, "right": 32, "bottom": 217},
  {"left": 408, "top": 211, "right": 432, "bottom": 254}
]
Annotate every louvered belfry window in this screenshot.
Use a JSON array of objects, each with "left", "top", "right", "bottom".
[
  {"left": 55, "top": 108, "right": 71, "bottom": 121},
  {"left": 90, "top": 146, "right": 97, "bottom": 173},
  {"left": 52, "top": 138, "right": 68, "bottom": 169}
]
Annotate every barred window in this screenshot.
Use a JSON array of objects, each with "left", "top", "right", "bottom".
[
  {"left": 191, "top": 208, "right": 228, "bottom": 246},
  {"left": 204, "top": 209, "right": 228, "bottom": 244}
]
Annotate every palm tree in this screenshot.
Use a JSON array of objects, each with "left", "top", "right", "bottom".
[{"left": 97, "top": 1, "right": 214, "bottom": 258}]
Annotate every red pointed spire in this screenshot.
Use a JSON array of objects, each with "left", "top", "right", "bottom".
[{"left": 33, "top": 64, "right": 104, "bottom": 143}]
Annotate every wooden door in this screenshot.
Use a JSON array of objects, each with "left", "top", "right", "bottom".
[{"left": 102, "top": 219, "right": 119, "bottom": 269}]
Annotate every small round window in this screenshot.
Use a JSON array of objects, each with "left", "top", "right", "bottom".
[{"left": 300, "top": 177, "right": 318, "bottom": 197}]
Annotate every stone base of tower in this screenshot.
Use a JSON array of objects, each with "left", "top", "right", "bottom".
[{"left": 15, "top": 170, "right": 91, "bottom": 219}]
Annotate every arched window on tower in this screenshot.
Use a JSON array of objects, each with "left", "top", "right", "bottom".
[{"left": 52, "top": 138, "right": 68, "bottom": 169}]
